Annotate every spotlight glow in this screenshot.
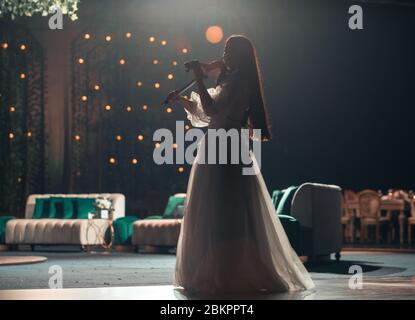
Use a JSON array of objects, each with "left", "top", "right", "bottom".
[{"left": 205, "top": 25, "right": 224, "bottom": 44}]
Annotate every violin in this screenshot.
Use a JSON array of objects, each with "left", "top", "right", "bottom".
[{"left": 162, "top": 59, "right": 225, "bottom": 105}]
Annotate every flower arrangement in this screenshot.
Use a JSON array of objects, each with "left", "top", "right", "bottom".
[
  {"left": 0, "top": 0, "right": 80, "bottom": 21},
  {"left": 94, "top": 197, "right": 114, "bottom": 219}
]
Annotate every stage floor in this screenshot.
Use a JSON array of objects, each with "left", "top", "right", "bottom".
[{"left": 0, "top": 250, "right": 414, "bottom": 299}]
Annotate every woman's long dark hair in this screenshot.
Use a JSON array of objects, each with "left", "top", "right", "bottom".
[{"left": 217, "top": 35, "right": 272, "bottom": 141}]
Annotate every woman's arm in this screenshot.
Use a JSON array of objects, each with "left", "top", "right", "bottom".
[
  {"left": 176, "top": 95, "right": 197, "bottom": 115},
  {"left": 192, "top": 63, "right": 220, "bottom": 116}
]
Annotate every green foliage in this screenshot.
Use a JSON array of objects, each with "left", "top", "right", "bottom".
[{"left": 0, "top": 0, "right": 80, "bottom": 21}]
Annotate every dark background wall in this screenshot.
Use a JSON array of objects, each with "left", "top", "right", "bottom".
[{"left": 2, "top": 0, "right": 415, "bottom": 215}]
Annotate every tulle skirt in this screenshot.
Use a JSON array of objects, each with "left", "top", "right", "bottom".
[{"left": 174, "top": 133, "right": 314, "bottom": 295}]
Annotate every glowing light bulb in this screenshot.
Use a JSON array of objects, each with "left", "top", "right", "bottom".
[
  {"left": 1, "top": 42, "right": 8, "bottom": 49},
  {"left": 137, "top": 134, "right": 144, "bottom": 141},
  {"left": 8, "top": 133, "right": 14, "bottom": 139},
  {"left": 116, "top": 135, "right": 122, "bottom": 141},
  {"left": 142, "top": 105, "right": 148, "bottom": 111},
  {"left": 172, "top": 61, "right": 178, "bottom": 66},
  {"left": 9, "top": 106, "right": 16, "bottom": 112},
  {"left": 125, "top": 32, "right": 132, "bottom": 38},
  {"left": 167, "top": 73, "right": 174, "bottom": 80},
  {"left": 131, "top": 158, "right": 138, "bottom": 165},
  {"left": 149, "top": 36, "right": 155, "bottom": 43},
  {"left": 119, "top": 58, "right": 126, "bottom": 65},
  {"left": 27, "top": 131, "right": 32, "bottom": 137},
  {"left": 205, "top": 25, "right": 224, "bottom": 44},
  {"left": 74, "top": 135, "right": 81, "bottom": 141},
  {"left": 94, "top": 84, "right": 100, "bottom": 91},
  {"left": 105, "top": 104, "right": 112, "bottom": 111},
  {"left": 20, "top": 44, "right": 27, "bottom": 50},
  {"left": 84, "top": 33, "right": 91, "bottom": 40},
  {"left": 182, "top": 48, "right": 188, "bottom": 54},
  {"left": 185, "top": 124, "right": 190, "bottom": 130},
  {"left": 154, "top": 83, "right": 160, "bottom": 89},
  {"left": 109, "top": 157, "right": 116, "bottom": 164},
  {"left": 173, "top": 143, "right": 177, "bottom": 149},
  {"left": 137, "top": 81, "right": 143, "bottom": 87},
  {"left": 153, "top": 59, "right": 159, "bottom": 65},
  {"left": 105, "top": 35, "right": 112, "bottom": 42},
  {"left": 81, "top": 95, "right": 88, "bottom": 102},
  {"left": 19, "top": 73, "right": 26, "bottom": 79},
  {"left": 178, "top": 167, "right": 184, "bottom": 173},
  {"left": 166, "top": 107, "right": 173, "bottom": 113},
  {"left": 126, "top": 106, "right": 132, "bottom": 112},
  {"left": 78, "top": 58, "right": 84, "bottom": 64},
  {"left": 155, "top": 142, "right": 161, "bottom": 148},
  {"left": 161, "top": 40, "right": 167, "bottom": 46}
]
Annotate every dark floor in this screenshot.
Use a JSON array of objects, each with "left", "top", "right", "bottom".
[{"left": 0, "top": 250, "right": 415, "bottom": 299}]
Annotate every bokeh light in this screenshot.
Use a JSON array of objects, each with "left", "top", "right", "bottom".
[{"left": 205, "top": 25, "right": 224, "bottom": 44}]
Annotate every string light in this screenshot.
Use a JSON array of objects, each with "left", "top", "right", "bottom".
[
  {"left": 105, "top": 35, "right": 112, "bottom": 42},
  {"left": 78, "top": 58, "right": 84, "bottom": 64},
  {"left": 182, "top": 48, "right": 188, "bottom": 54},
  {"left": 105, "top": 104, "right": 112, "bottom": 111},
  {"left": 119, "top": 58, "right": 126, "bottom": 65},
  {"left": 126, "top": 106, "right": 132, "bottom": 112},
  {"left": 115, "top": 135, "right": 122, "bottom": 141},
  {"left": 155, "top": 142, "right": 161, "bottom": 148},
  {"left": 1, "top": 42, "right": 8, "bottom": 49},
  {"left": 161, "top": 40, "right": 167, "bottom": 46},
  {"left": 137, "top": 81, "right": 143, "bottom": 87},
  {"left": 184, "top": 124, "right": 190, "bottom": 130},
  {"left": 20, "top": 44, "right": 27, "bottom": 50},
  {"left": 166, "top": 107, "right": 173, "bottom": 113},
  {"left": 8, "top": 133, "right": 14, "bottom": 140},
  {"left": 167, "top": 73, "right": 174, "bottom": 80},
  {"left": 84, "top": 33, "right": 91, "bottom": 40},
  {"left": 9, "top": 106, "right": 16, "bottom": 112},
  {"left": 81, "top": 95, "right": 88, "bottom": 102},
  {"left": 19, "top": 73, "right": 26, "bottom": 79},
  {"left": 17, "top": 177, "right": 22, "bottom": 183},
  {"left": 154, "top": 83, "right": 160, "bottom": 89},
  {"left": 131, "top": 158, "right": 138, "bottom": 165},
  {"left": 74, "top": 135, "right": 81, "bottom": 141},
  {"left": 149, "top": 36, "right": 155, "bottom": 43},
  {"left": 27, "top": 131, "right": 32, "bottom": 137},
  {"left": 178, "top": 166, "right": 184, "bottom": 173},
  {"left": 94, "top": 84, "right": 100, "bottom": 91},
  {"left": 109, "top": 157, "right": 116, "bottom": 164},
  {"left": 153, "top": 59, "right": 159, "bottom": 65},
  {"left": 142, "top": 104, "right": 148, "bottom": 111},
  {"left": 125, "top": 32, "right": 132, "bottom": 38},
  {"left": 172, "top": 61, "right": 178, "bottom": 66},
  {"left": 137, "top": 134, "right": 144, "bottom": 141},
  {"left": 173, "top": 143, "right": 178, "bottom": 149}
]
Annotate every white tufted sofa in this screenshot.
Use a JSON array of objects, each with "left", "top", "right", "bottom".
[{"left": 6, "top": 194, "right": 125, "bottom": 246}]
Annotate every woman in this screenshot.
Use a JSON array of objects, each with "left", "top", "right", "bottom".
[{"left": 168, "top": 35, "right": 314, "bottom": 295}]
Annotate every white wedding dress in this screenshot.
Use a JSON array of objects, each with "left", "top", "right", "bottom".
[{"left": 174, "top": 75, "right": 314, "bottom": 295}]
